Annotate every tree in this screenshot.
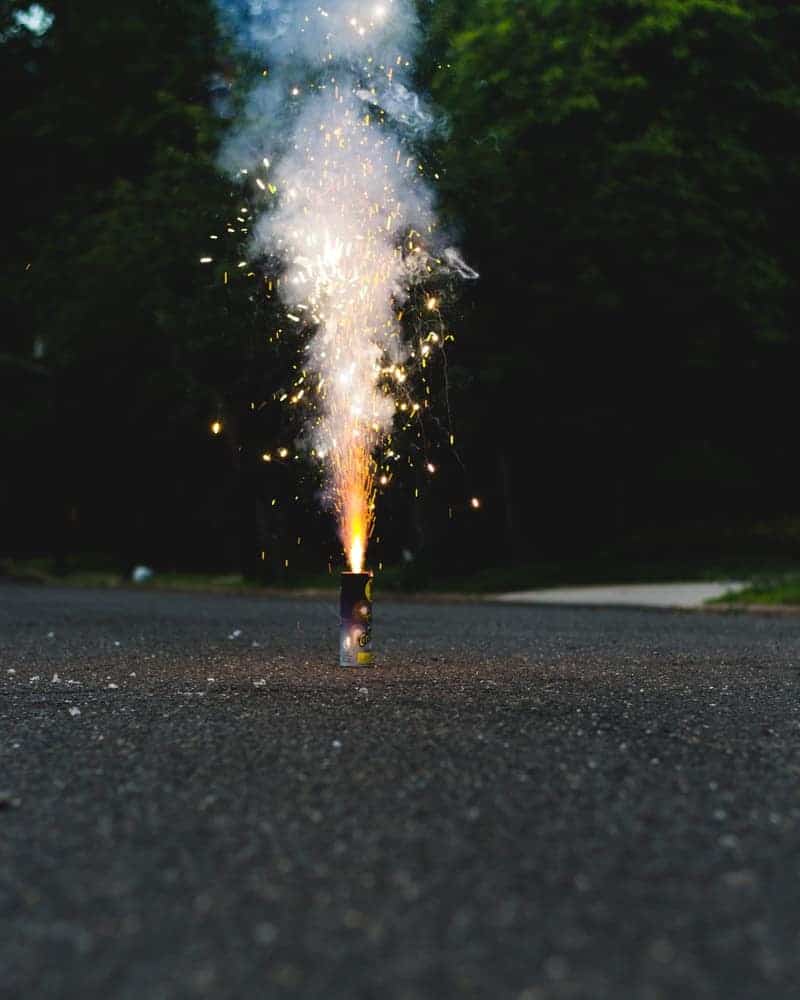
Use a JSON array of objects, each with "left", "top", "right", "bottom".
[
  {"left": 421, "top": 0, "right": 800, "bottom": 558},
  {"left": 0, "top": 0, "right": 282, "bottom": 571}
]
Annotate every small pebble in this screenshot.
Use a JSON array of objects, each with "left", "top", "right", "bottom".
[{"left": 253, "top": 923, "right": 278, "bottom": 946}]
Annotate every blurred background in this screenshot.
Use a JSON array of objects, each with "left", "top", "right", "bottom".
[{"left": 2, "top": 0, "right": 799, "bottom": 595}]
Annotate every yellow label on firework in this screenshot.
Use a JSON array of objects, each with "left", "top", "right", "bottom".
[{"left": 357, "top": 651, "right": 373, "bottom": 665}]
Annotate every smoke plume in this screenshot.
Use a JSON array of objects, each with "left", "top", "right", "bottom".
[{"left": 215, "top": 0, "right": 467, "bottom": 567}]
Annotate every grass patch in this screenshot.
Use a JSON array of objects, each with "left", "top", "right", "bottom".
[
  {"left": 3, "top": 554, "right": 799, "bottom": 598},
  {"left": 710, "top": 574, "right": 800, "bottom": 606},
  {"left": 0, "top": 558, "right": 341, "bottom": 593}
]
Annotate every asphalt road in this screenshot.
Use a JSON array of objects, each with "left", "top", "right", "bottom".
[{"left": 1, "top": 584, "right": 799, "bottom": 1000}]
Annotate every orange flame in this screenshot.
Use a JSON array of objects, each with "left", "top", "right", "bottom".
[
  {"left": 349, "top": 534, "right": 365, "bottom": 575},
  {"left": 336, "top": 439, "right": 374, "bottom": 573}
]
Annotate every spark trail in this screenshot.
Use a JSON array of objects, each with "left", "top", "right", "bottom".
[{"left": 217, "top": 1, "right": 470, "bottom": 571}]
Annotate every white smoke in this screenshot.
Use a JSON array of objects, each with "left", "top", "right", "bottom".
[
  {"left": 219, "top": 1, "right": 421, "bottom": 80},
  {"left": 215, "top": 0, "right": 471, "bottom": 561}
]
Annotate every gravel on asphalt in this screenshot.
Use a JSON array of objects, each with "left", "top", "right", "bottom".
[{"left": 1, "top": 584, "right": 799, "bottom": 1000}]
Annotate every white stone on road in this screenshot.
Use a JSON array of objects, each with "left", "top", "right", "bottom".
[{"left": 494, "top": 582, "right": 745, "bottom": 610}]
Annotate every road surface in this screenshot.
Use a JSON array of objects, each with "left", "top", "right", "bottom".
[{"left": 1, "top": 584, "right": 799, "bottom": 999}]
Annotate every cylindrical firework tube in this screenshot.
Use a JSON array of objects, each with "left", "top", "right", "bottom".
[{"left": 339, "top": 572, "right": 374, "bottom": 667}]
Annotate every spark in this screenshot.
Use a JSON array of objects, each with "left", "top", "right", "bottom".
[
  {"left": 210, "top": 420, "right": 222, "bottom": 436},
  {"left": 219, "top": 0, "right": 473, "bottom": 573},
  {"left": 470, "top": 497, "right": 481, "bottom": 510}
]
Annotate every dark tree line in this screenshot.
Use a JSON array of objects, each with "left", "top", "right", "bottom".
[
  {"left": 424, "top": 0, "right": 800, "bottom": 568},
  {"left": 2, "top": 0, "right": 799, "bottom": 582}
]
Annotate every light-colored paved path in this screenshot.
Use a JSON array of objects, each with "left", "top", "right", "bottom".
[{"left": 495, "top": 581, "right": 745, "bottom": 609}]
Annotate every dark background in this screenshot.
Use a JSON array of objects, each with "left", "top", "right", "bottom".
[{"left": 2, "top": 0, "right": 799, "bottom": 587}]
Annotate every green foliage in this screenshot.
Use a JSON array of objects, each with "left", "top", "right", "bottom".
[
  {"left": 419, "top": 0, "right": 800, "bottom": 557},
  {"left": 713, "top": 575, "right": 800, "bottom": 606},
  {"left": 0, "top": 0, "right": 300, "bottom": 572},
  {"left": 427, "top": 0, "right": 799, "bottom": 331}
]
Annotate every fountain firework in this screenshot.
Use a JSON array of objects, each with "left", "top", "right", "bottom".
[{"left": 215, "top": 2, "right": 473, "bottom": 660}]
